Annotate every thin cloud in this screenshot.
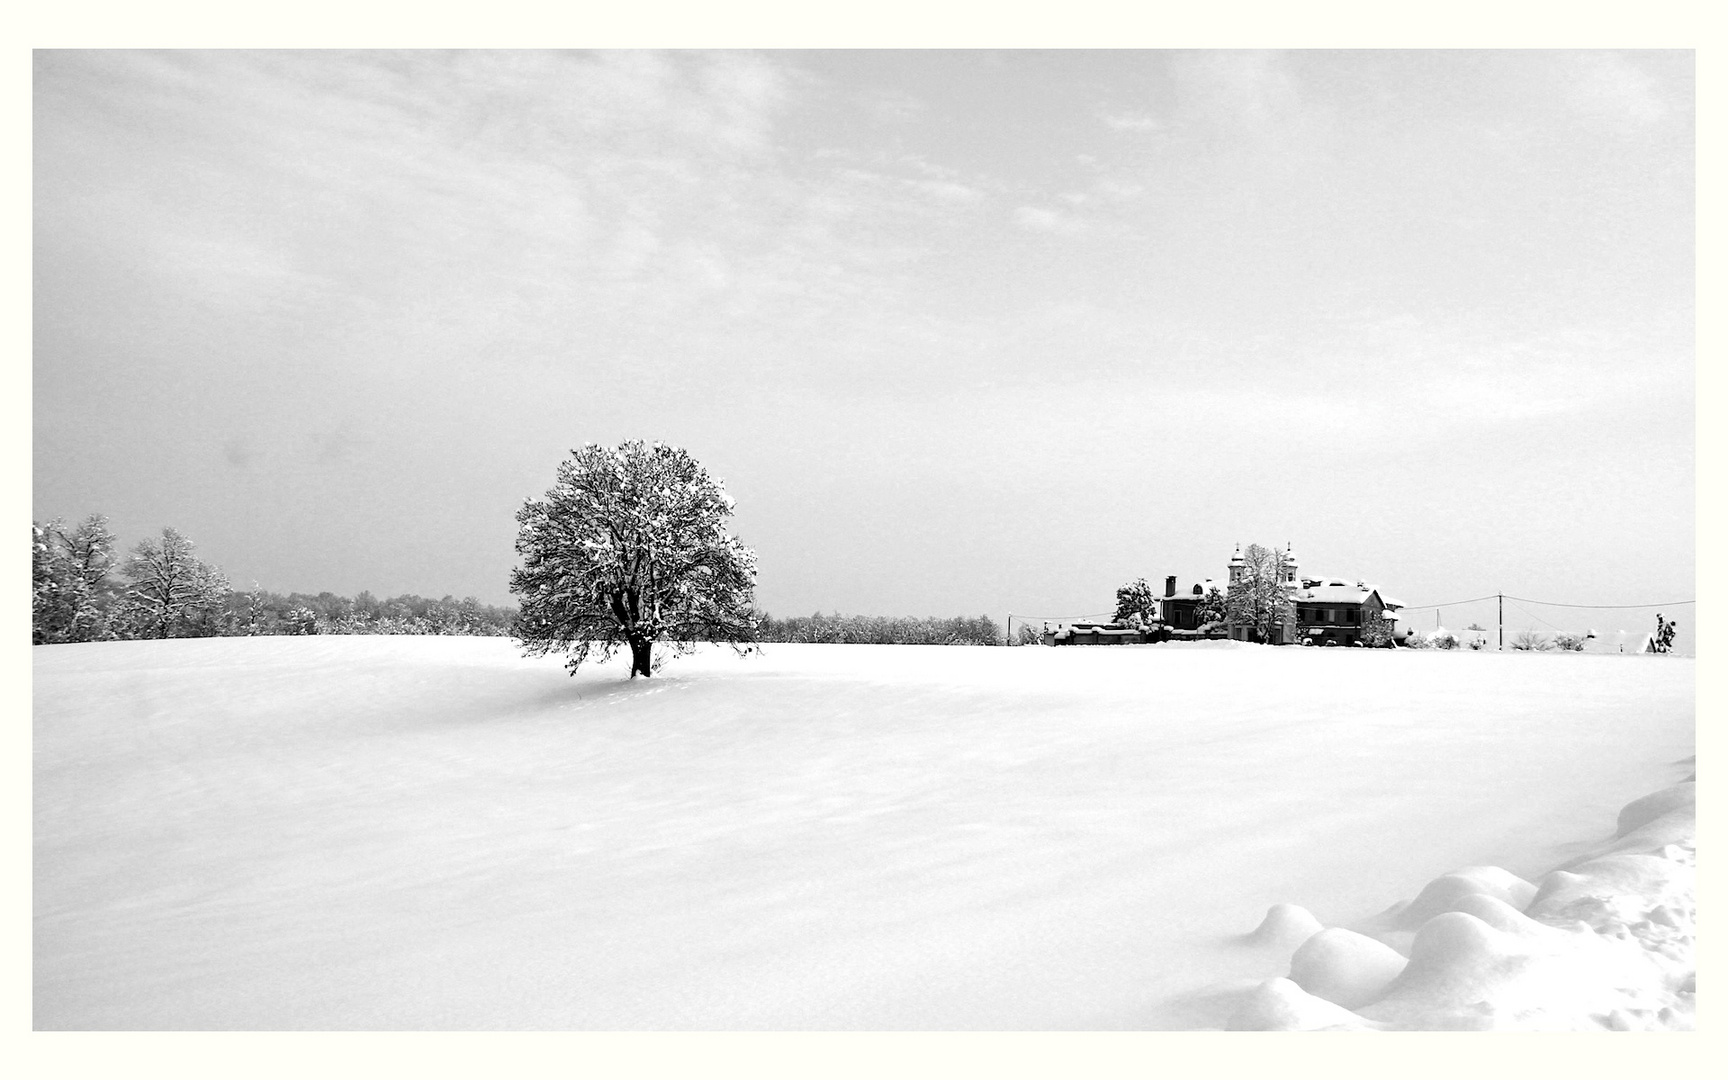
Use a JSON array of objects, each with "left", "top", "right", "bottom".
[
  {"left": 1012, "top": 206, "right": 1085, "bottom": 236},
  {"left": 1561, "top": 52, "right": 1673, "bottom": 129},
  {"left": 908, "top": 178, "right": 982, "bottom": 204},
  {"left": 1101, "top": 111, "right": 1162, "bottom": 132}
]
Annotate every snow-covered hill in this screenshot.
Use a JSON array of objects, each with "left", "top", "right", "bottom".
[{"left": 33, "top": 637, "right": 1694, "bottom": 1029}]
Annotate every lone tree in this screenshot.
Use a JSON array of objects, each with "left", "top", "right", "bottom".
[
  {"left": 510, "top": 441, "right": 760, "bottom": 678},
  {"left": 121, "top": 527, "right": 231, "bottom": 639},
  {"left": 1226, "top": 543, "right": 1295, "bottom": 643}
]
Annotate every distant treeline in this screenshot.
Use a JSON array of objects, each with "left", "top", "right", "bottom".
[
  {"left": 754, "top": 612, "right": 1003, "bottom": 646},
  {"left": 223, "top": 589, "right": 517, "bottom": 638},
  {"left": 33, "top": 514, "right": 516, "bottom": 643},
  {"left": 36, "top": 515, "right": 998, "bottom": 648}
]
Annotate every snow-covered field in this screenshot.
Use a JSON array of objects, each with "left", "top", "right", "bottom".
[{"left": 33, "top": 637, "right": 1694, "bottom": 1030}]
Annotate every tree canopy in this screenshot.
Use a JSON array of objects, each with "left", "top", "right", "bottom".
[
  {"left": 510, "top": 441, "right": 759, "bottom": 677},
  {"left": 1196, "top": 584, "right": 1228, "bottom": 631},
  {"left": 1112, "top": 577, "right": 1159, "bottom": 628},
  {"left": 33, "top": 515, "right": 121, "bottom": 643},
  {"left": 122, "top": 527, "right": 231, "bottom": 639},
  {"left": 1226, "top": 543, "right": 1295, "bottom": 644}
]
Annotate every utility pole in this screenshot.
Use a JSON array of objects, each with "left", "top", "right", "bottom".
[
  {"left": 1498, "top": 594, "right": 1503, "bottom": 651},
  {"left": 1006, "top": 613, "right": 1012, "bottom": 647}
]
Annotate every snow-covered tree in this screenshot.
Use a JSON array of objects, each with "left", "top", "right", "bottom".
[
  {"left": 510, "top": 441, "right": 759, "bottom": 677},
  {"left": 1196, "top": 584, "right": 1227, "bottom": 632},
  {"left": 32, "top": 515, "right": 122, "bottom": 643},
  {"left": 1653, "top": 613, "right": 1678, "bottom": 654},
  {"left": 1112, "top": 578, "right": 1159, "bottom": 628},
  {"left": 1225, "top": 543, "right": 1295, "bottom": 643},
  {"left": 1360, "top": 610, "right": 1397, "bottom": 648},
  {"left": 120, "top": 527, "right": 230, "bottom": 639}
]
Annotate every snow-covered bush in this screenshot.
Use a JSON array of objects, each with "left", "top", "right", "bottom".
[
  {"left": 1552, "top": 632, "right": 1588, "bottom": 652},
  {"left": 1510, "top": 629, "right": 1551, "bottom": 652}
]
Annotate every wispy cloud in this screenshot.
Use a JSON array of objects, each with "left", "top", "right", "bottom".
[
  {"left": 1101, "top": 111, "right": 1162, "bottom": 132},
  {"left": 1011, "top": 205, "right": 1085, "bottom": 235},
  {"left": 1560, "top": 51, "right": 1674, "bottom": 129}
]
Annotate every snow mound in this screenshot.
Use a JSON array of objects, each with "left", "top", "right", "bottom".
[
  {"left": 1613, "top": 781, "right": 1694, "bottom": 838},
  {"left": 1227, "top": 779, "right": 1696, "bottom": 1031},
  {"left": 1244, "top": 903, "right": 1324, "bottom": 950},
  {"left": 1288, "top": 928, "right": 1408, "bottom": 1010},
  {"left": 1379, "top": 865, "right": 1539, "bottom": 930},
  {"left": 1225, "top": 977, "right": 1377, "bottom": 1031}
]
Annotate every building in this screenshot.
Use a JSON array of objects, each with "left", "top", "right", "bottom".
[
  {"left": 1291, "top": 580, "right": 1402, "bottom": 646},
  {"left": 1223, "top": 542, "right": 1404, "bottom": 646},
  {"left": 1047, "top": 622, "right": 1154, "bottom": 646},
  {"left": 1155, "top": 575, "right": 1223, "bottom": 634},
  {"left": 1047, "top": 542, "right": 1403, "bottom": 647}
]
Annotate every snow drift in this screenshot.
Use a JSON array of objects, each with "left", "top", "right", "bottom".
[
  {"left": 33, "top": 636, "right": 1693, "bottom": 1029},
  {"left": 1229, "top": 776, "right": 1694, "bottom": 1029}
]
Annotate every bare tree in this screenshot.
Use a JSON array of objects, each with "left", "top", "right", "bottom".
[
  {"left": 1226, "top": 543, "right": 1295, "bottom": 643},
  {"left": 1509, "top": 628, "right": 1551, "bottom": 652},
  {"left": 121, "top": 527, "right": 230, "bottom": 639}
]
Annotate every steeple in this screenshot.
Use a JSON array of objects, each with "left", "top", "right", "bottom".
[
  {"left": 1228, "top": 543, "right": 1244, "bottom": 586},
  {"left": 1283, "top": 541, "right": 1298, "bottom": 584}
]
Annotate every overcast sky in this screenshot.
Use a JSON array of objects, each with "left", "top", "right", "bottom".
[{"left": 33, "top": 50, "right": 1694, "bottom": 637}]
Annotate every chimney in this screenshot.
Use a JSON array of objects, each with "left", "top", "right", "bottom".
[{"left": 1165, "top": 575, "right": 1177, "bottom": 597}]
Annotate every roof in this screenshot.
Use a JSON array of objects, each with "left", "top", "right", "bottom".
[{"left": 1294, "top": 585, "right": 1384, "bottom": 606}]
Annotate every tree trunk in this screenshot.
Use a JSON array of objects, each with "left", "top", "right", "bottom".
[{"left": 628, "top": 636, "right": 653, "bottom": 678}]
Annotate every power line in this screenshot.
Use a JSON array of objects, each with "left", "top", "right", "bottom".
[
  {"left": 1502, "top": 595, "right": 1695, "bottom": 610},
  {"left": 1504, "top": 599, "right": 1566, "bottom": 633},
  {"left": 1397, "top": 594, "right": 1500, "bottom": 611},
  {"left": 1401, "top": 594, "right": 1694, "bottom": 611}
]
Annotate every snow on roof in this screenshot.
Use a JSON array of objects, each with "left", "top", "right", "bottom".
[{"left": 1295, "top": 585, "right": 1380, "bottom": 605}]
